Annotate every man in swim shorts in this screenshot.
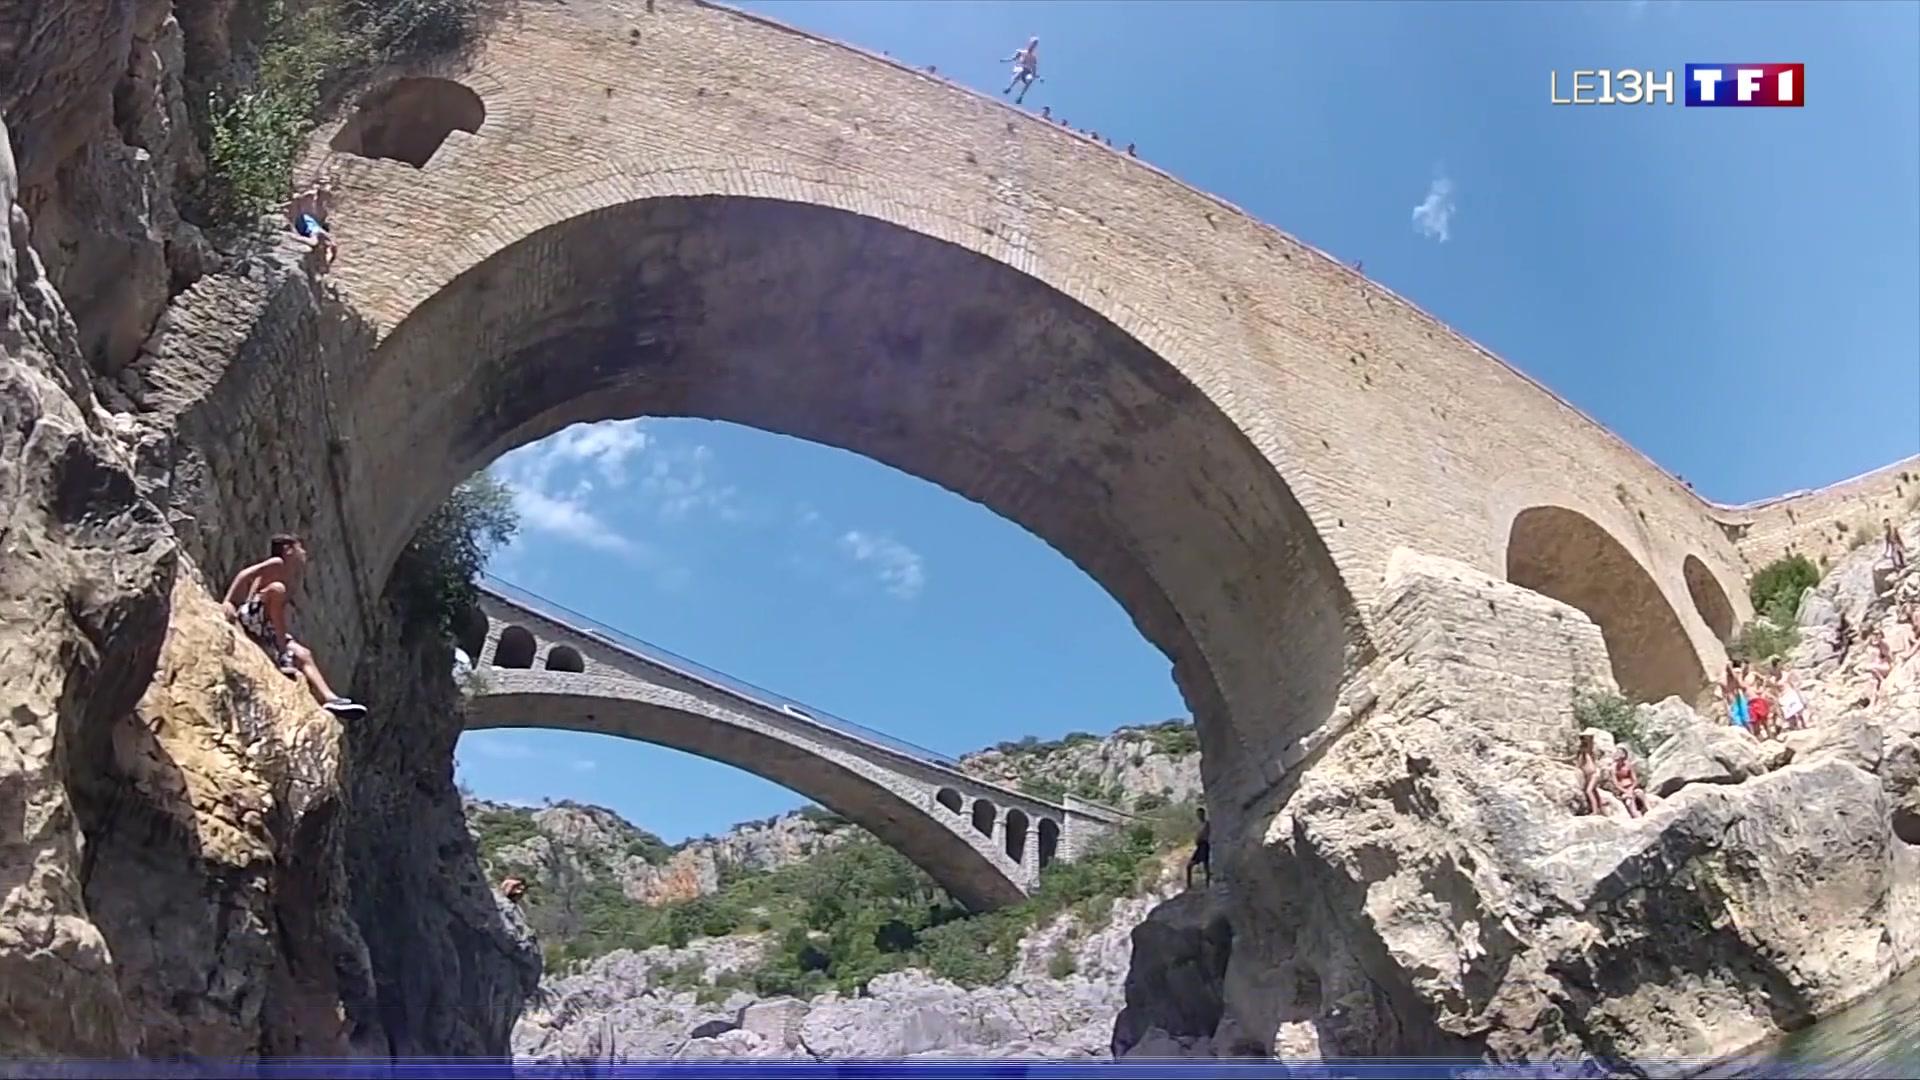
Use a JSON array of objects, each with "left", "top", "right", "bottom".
[{"left": 288, "top": 178, "right": 337, "bottom": 270}]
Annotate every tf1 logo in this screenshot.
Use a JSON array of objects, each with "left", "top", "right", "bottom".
[{"left": 1549, "top": 64, "right": 1805, "bottom": 107}]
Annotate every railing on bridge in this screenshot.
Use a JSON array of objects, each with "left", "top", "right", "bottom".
[{"left": 477, "top": 573, "right": 965, "bottom": 771}]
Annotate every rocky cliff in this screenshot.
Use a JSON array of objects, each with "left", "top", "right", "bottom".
[
  {"left": 1122, "top": 540, "right": 1920, "bottom": 1067},
  {"left": 1, "top": 1, "right": 537, "bottom": 1059}
]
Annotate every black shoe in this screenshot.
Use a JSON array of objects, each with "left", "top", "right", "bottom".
[{"left": 323, "top": 698, "right": 369, "bottom": 720}]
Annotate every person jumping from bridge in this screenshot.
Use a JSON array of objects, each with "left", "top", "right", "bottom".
[
  {"left": 1002, "top": 37, "right": 1039, "bottom": 104},
  {"left": 222, "top": 533, "right": 368, "bottom": 720},
  {"left": 1185, "top": 806, "right": 1211, "bottom": 889}
]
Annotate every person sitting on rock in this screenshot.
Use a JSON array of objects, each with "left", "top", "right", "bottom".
[
  {"left": 221, "top": 533, "right": 368, "bottom": 720},
  {"left": 1612, "top": 748, "right": 1648, "bottom": 818},
  {"left": 1885, "top": 518, "right": 1909, "bottom": 572},
  {"left": 1002, "top": 37, "right": 1040, "bottom": 104},
  {"left": 288, "top": 177, "right": 337, "bottom": 271},
  {"left": 1576, "top": 733, "right": 1604, "bottom": 815},
  {"left": 1185, "top": 806, "right": 1211, "bottom": 889}
]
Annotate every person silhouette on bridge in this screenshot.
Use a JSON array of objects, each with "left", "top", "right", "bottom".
[
  {"left": 1186, "top": 806, "right": 1211, "bottom": 889},
  {"left": 1002, "top": 37, "right": 1039, "bottom": 104},
  {"left": 222, "top": 533, "right": 369, "bottom": 720}
]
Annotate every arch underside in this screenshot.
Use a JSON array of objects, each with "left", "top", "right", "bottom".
[
  {"left": 1507, "top": 506, "right": 1706, "bottom": 702},
  {"left": 349, "top": 195, "right": 1362, "bottom": 815},
  {"left": 468, "top": 688, "right": 1028, "bottom": 911},
  {"left": 1683, "top": 555, "right": 1736, "bottom": 643}
]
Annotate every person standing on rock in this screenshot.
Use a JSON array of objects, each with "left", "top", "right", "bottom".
[
  {"left": 221, "top": 534, "right": 369, "bottom": 720},
  {"left": 1772, "top": 659, "right": 1810, "bottom": 731},
  {"left": 1186, "top": 806, "right": 1211, "bottom": 889},
  {"left": 1885, "top": 518, "right": 1909, "bottom": 572},
  {"left": 288, "top": 177, "right": 337, "bottom": 271},
  {"left": 1722, "top": 662, "right": 1751, "bottom": 731},
  {"left": 1576, "top": 733, "right": 1604, "bottom": 815},
  {"left": 1866, "top": 628, "right": 1895, "bottom": 707},
  {"left": 1002, "top": 37, "right": 1040, "bottom": 104}
]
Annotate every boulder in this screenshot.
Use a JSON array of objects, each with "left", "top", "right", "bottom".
[
  {"left": 1110, "top": 887, "right": 1233, "bottom": 1056},
  {"left": 1648, "top": 724, "right": 1770, "bottom": 798}
]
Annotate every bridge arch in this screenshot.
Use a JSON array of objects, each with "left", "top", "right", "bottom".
[
  {"left": 345, "top": 192, "right": 1365, "bottom": 818},
  {"left": 1684, "top": 555, "right": 1737, "bottom": 642},
  {"left": 493, "top": 625, "right": 536, "bottom": 669},
  {"left": 1505, "top": 505, "right": 1705, "bottom": 702},
  {"left": 970, "top": 799, "right": 996, "bottom": 838},
  {"left": 466, "top": 680, "right": 1041, "bottom": 910},
  {"left": 1038, "top": 818, "right": 1061, "bottom": 869},
  {"left": 935, "top": 788, "right": 964, "bottom": 815},
  {"left": 544, "top": 644, "right": 586, "bottom": 673},
  {"left": 1004, "top": 809, "right": 1030, "bottom": 864},
  {"left": 330, "top": 77, "right": 485, "bottom": 168}
]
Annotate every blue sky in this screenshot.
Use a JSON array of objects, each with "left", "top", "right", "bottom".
[{"left": 455, "top": 0, "right": 1920, "bottom": 842}]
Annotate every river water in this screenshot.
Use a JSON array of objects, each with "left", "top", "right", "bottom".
[{"left": 1711, "top": 964, "right": 1920, "bottom": 1078}]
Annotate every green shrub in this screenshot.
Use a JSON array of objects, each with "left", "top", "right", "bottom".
[
  {"left": 1145, "top": 722, "right": 1199, "bottom": 757},
  {"left": 1046, "top": 942, "right": 1079, "bottom": 979},
  {"left": 1748, "top": 554, "right": 1819, "bottom": 626},
  {"left": 391, "top": 473, "right": 518, "bottom": 639},
  {"left": 195, "top": 0, "right": 486, "bottom": 229},
  {"left": 1729, "top": 619, "right": 1800, "bottom": 665},
  {"left": 1572, "top": 687, "right": 1646, "bottom": 756},
  {"left": 1022, "top": 775, "right": 1066, "bottom": 802},
  {"left": 1133, "top": 792, "right": 1166, "bottom": 812}
]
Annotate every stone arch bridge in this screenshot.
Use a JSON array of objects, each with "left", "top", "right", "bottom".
[
  {"left": 458, "top": 576, "right": 1133, "bottom": 911},
  {"left": 139, "top": 0, "right": 1920, "bottom": 857}
]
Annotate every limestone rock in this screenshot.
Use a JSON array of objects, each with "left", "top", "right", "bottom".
[
  {"left": 1110, "top": 887, "right": 1233, "bottom": 1056},
  {"left": 1, "top": 113, "right": 168, "bottom": 1057},
  {"left": 1647, "top": 724, "right": 1769, "bottom": 797},
  {"left": 1186, "top": 551, "right": 1920, "bottom": 1068}
]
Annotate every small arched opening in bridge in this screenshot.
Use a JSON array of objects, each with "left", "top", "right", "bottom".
[
  {"left": 351, "top": 194, "right": 1364, "bottom": 829},
  {"left": 494, "top": 625, "right": 537, "bottom": 669},
  {"left": 330, "top": 78, "right": 485, "bottom": 168},
  {"left": 1037, "top": 818, "right": 1061, "bottom": 869},
  {"left": 971, "top": 799, "right": 996, "bottom": 838},
  {"left": 1004, "top": 809, "right": 1029, "bottom": 865},
  {"left": 1506, "top": 506, "right": 1706, "bottom": 702},
  {"left": 1684, "top": 555, "right": 1737, "bottom": 642},
  {"left": 454, "top": 604, "right": 489, "bottom": 663},
  {"left": 545, "top": 644, "right": 586, "bottom": 673},
  {"left": 936, "top": 788, "right": 964, "bottom": 815}
]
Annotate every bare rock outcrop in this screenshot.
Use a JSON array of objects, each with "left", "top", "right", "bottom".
[{"left": 1197, "top": 549, "right": 1920, "bottom": 1069}]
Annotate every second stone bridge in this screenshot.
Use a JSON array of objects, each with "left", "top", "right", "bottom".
[{"left": 457, "top": 575, "right": 1134, "bottom": 911}]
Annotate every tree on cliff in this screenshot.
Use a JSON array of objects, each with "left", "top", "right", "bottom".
[{"left": 391, "top": 473, "right": 518, "bottom": 639}]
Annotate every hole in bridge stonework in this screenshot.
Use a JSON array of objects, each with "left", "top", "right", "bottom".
[
  {"left": 494, "top": 625, "right": 536, "bottom": 669},
  {"left": 329, "top": 77, "right": 485, "bottom": 168},
  {"left": 936, "top": 788, "right": 964, "bottom": 814},
  {"left": 1004, "top": 809, "right": 1029, "bottom": 863},
  {"left": 971, "top": 799, "right": 996, "bottom": 837},
  {"left": 1037, "top": 817, "right": 1060, "bottom": 869},
  {"left": 545, "top": 644, "right": 586, "bottom": 673},
  {"left": 1684, "top": 555, "right": 1737, "bottom": 643},
  {"left": 1506, "top": 506, "right": 1706, "bottom": 702},
  {"left": 455, "top": 605, "right": 488, "bottom": 662}
]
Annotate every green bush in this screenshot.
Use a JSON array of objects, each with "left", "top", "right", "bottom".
[
  {"left": 1144, "top": 722, "right": 1199, "bottom": 757},
  {"left": 196, "top": 0, "right": 486, "bottom": 229},
  {"left": 1572, "top": 687, "right": 1647, "bottom": 756},
  {"left": 1046, "top": 943, "right": 1079, "bottom": 979},
  {"left": 391, "top": 473, "right": 518, "bottom": 639},
  {"left": 1729, "top": 619, "right": 1800, "bottom": 665},
  {"left": 1748, "top": 554, "right": 1819, "bottom": 627}
]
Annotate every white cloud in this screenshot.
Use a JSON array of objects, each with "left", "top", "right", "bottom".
[
  {"left": 508, "top": 485, "right": 639, "bottom": 554},
  {"left": 502, "top": 419, "right": 652, "bottom": 489},
  {"left": 1411, "top": 174, "right": 1457, "bottom": 243},
  {"left": 640, "top": 443, "right": 743, "bottom": 522},
  {"left": 571, "top": 759, "right": 598, "bottom": 773},
  {"left": 838, "top": 530, "right": 927, "bottom": 600}
]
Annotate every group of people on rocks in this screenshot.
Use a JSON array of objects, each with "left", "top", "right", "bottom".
[
  {"left": 1576, "top": 734, "right": 1647, "bottom": 818},
  {"left": 1716, "top": 657, "right": 1809, "bottom": 740}
]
